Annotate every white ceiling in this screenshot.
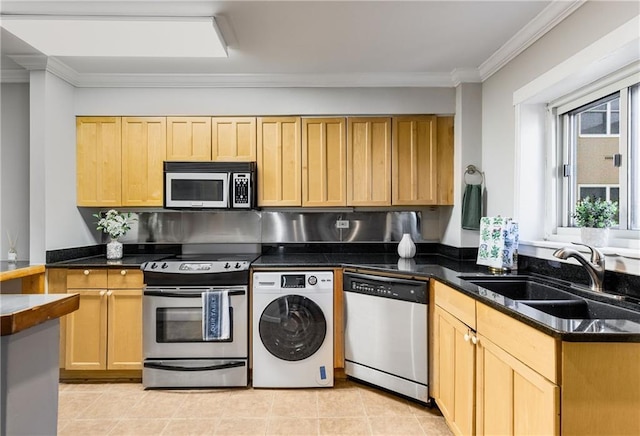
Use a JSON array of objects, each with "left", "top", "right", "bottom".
[{"left": 0, "top": 1, "right": 583, "bottom": 87}]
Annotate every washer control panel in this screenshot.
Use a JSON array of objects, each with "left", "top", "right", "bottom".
[{"left": 281, "top": 274, "right": 328, "bottom": 288}]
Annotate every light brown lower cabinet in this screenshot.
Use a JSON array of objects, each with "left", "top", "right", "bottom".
[
  {"left": 432, "top": 280, "right": 639, "bottom": 435},
  {"left": 64, "top": 269, "right": 143, "bottom": 371}
]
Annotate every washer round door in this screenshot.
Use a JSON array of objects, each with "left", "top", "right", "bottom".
[{"left": 259, "top": 294, "right": 327, "bottom": 361}]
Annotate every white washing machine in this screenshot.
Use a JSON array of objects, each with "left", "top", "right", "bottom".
[{"left": 252, "top": 271, "right": 334, "bottom": 388}]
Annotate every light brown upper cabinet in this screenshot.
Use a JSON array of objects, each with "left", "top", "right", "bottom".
[
  {"left": 212, "top": 117, "right": 257, "bottom": 161},
  {"left": 347, "top": 117, "right": 392, "bottom": 206},
  {"left": 76, "top": 117, "right": 122, "bottom": 207},
  {"left": 121, "top": 117, "right": 167, "bottom": 206},
  {"left": 257, "top": 117, "right": 302, "bottom": 207},
  {"left": 437, "top": 116, "right": 454, "bottom": 205},
  {"left": 166, "top": 117, "right": 211, "bottom": 161},
  {"left": 302, "top": 118, "right": 347, "bottom": 207},
  {"left": 392, "top": 116, "right": 438, "bottom": 205}
]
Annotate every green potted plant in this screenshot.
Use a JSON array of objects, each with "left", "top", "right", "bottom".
[
  {"left": 572, "top": 197, "right": 617, "bottom": 247},
  {"left": 94, "top": 209, "right": 136, "bottom": 259}
]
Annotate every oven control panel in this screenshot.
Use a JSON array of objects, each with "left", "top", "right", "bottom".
[{"left": 142, "top": 260, "right": 252, "bottom": 274}]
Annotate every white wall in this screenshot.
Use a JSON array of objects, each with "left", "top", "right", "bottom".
[
  {"left": 441, "top": 83, "right": 483, "bottom": 248},
  {"left": 0, "top": 83, "right": 30, "bottom": 260},
  {"left": 74, "top": 87, "right": 455, "bottom": 116},
  {"left": 29, "top": 71, "right": 94, "bottom": 263},
  {"left": 482, "top": 1, "right": 638, "bottom": 218}
]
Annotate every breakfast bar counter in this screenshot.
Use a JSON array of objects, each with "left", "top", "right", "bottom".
[{"left": 1, "top": 293, "right": 79, "bottom": 435}]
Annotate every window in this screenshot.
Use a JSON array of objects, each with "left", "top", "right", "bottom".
[
  {"left": 579, "top": 99, "right": 619, "bottom": 135},
  {"left": 557, "top": 80, "right": 639, "bottom": 233}
]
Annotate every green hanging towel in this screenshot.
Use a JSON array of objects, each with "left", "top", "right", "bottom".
[{"left": 462, "top": 184, "right": 482, "bottom": 230}]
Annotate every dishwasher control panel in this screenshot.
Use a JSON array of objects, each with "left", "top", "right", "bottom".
[{"left": 344, "top": 273, "right": 427, "bottom": 304}]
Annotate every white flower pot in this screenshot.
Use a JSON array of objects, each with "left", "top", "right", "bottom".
[
  {"left": 106, "top": 238, "right": 123, "bottom": 260},
  {"left": 397, "top": 233, "right": 416, "bottom": 259},
  {"left": 580, "top": 227, "right": 609, "bottom": 248}
]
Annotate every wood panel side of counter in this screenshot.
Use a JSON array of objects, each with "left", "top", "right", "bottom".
[
  {"left": 0, "top": 265, "right": 45, "bottom": 294},
  {"left": 48, "top": 269, "right": 68, "bottom": 369},
  {"left": 561, "top": 341, "right": 640, "bottom": 435}
]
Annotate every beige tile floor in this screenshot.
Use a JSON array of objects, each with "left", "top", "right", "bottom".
[{"left": 58, "top": 379, "right": 452, "bottom": 435}]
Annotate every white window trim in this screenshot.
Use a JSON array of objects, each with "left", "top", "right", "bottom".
[{"left": 513, "top": 14, "right": 640, "bottom": 276}]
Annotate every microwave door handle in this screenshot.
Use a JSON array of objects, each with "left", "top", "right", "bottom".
[{"left": 143, "top": 361, "right": 246, "bottom": 372}]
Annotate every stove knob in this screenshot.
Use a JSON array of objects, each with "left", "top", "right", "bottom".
[
  {"left": 224, "top": 262, "right": 231, "bottom": 269},
  {"left": 161, "top": 263, "right": 169, "bottom": 269},
  {"left": 235, "top": 263, "right": 242, "bottom": 269},
  {"left": 151, "top": 263, "right": 158, "bottom": 269},
  {"left": 308, "top": 276, "right": 318, "bottom": 286}
]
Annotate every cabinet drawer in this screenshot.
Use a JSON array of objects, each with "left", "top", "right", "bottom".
[
  {"left": 477, "top": 303, "right": 558, "bottom": 383},
  {"left": 108, "top": 269, "right": 144, "bottom": 289},
  {"left": 434, "top": 281, "right": 476, "bottom": 330},
  {"left": 67, "top": 269, "right": 108, "bottom": 288}
]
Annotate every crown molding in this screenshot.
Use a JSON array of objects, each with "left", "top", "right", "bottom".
[
  {"left": 69, "top": 71, "right": 458, "bottom": 88},
  {"left": 8, "top": 54, "right": 49, "bottom": 70},
  {"left": 478, "top": 0, "right": 586, "bottom": 81},
  {"left": 0, "top": 69, "right": 29, "bottom": 83},
  {"left": 451, "top": 68, "right": 481, "bottom": 86}
]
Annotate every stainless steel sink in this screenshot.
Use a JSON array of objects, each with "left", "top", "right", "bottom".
[
  {"left": 460, "top": 277, "right": 579, "bottom": 301},
  {"left": 522, "top": 299, "right": 640, "bottom": 321}
]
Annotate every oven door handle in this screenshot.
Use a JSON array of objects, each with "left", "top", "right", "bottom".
[
  {"left": 144, "top": 290, "right": 246, "bottom": 298},
  {"left": 143, "top": 361, "right": 246, "bottom": 372}
]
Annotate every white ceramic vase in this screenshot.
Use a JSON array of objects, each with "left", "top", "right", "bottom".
[
  {"left": 397, "top": 233, "right": 416, "bottom": 259},
  {"left": 106, "top": 238, "right": 123, "bottom": 260},
  {"left": 580, "top": 227, "right": 609, "bottom": 248}
]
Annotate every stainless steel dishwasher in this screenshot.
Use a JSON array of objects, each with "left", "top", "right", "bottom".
[{"left": 343, "top": 272, "right": 429, "bottom": 403}]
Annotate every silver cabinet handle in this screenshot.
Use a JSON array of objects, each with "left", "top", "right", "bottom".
[
  {"left": 106, "top": 291, "right": 113, "bottom": 297},
  {"left": 464, "top": 331, "right": 470, "bottom": 342},
  {"left": 120, "top": 270, "right": 127, "bottom": 276},
  {"left": 471, "top": 335, "right": 478, "bottom": 345},
  {"left": 84, "top": 270, "right": 90, "bottom": 276},
  {"left": 99, "top": 290, "right": 106, "bottom": 296}
]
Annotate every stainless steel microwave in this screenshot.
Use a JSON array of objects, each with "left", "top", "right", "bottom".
[{"left": 163, "top": 161, "right": 256, "bottom": 210}]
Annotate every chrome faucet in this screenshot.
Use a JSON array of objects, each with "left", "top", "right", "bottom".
[{"left": 553, "top": 242, "right": 605, "bottom": 292}]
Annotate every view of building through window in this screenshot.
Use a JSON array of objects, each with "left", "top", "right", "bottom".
[
  {"left": 561, "top": 81, "right": 639, "bottom": 232},
  {"left": 575, "top": 94, "right": 621, "bottom": 224}
]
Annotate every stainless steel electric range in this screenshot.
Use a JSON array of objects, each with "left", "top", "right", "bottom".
[{"left": 140, "top": 253, "right": 259, "bottom": 389}]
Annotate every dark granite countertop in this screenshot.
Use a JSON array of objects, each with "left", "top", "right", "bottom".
[
  {"left": 47, "top": 250, "right": 640, "bottom": 342},
  {"left": 253, "top": 253, "right": 640, "bottom": 342}
]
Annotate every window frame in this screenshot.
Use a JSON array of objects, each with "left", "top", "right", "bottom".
[{"left": 551, "top": 72, "right": 639, "bottom": 245}]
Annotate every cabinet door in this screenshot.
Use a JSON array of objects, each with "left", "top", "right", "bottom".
[
  {"left": 392, "top": 116, "right": 438, "bottom": 205},
  {"left": 212, "top": 117, "right": 257, "bottom": 161},
  {"left": 347, "top": 117, "right": 391, "bottom": 206},
  {"left": 65, "top": 289, "right": 108, "bottom": 370},
  {"left": 257, "top": 117, "right": 301, "bottom": 206},
  {"left": 166, "top": 117, "right": 211, "bottom": 161},
  {"left": 122, "top": 117, "right": 167, "bottom": 206},
  {"left": 302, "top": 118, "right": 347, "bottom": 207},
  {"left": 76, "top": 117, "right": 122, "bottom": 206},
  {"left": 476, "top": 334, "right": 559, "bottom": 436},
  {"left": 107, "top": 289, "right": 143, "bottom": 370},
  {"left": 437, "top": 116, "right": 454, "bottom": 205},
  {"left": 434, "top": 306, "right": 475, "bottom": 436}
]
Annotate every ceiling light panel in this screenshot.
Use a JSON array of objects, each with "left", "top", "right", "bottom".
[{"left": 0, "top": 16, "right": 227, "bottom": 57}]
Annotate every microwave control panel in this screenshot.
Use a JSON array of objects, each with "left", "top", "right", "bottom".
[{"left": 232, "top": 173, "right": 251, "bottom": 208}]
